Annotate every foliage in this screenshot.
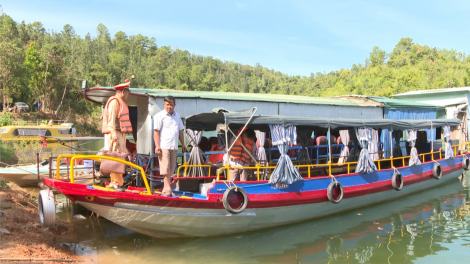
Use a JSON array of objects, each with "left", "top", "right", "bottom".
[
  {"left": 0, "top": 112, "right": 13, "bottom": 126},
  {"left": 0, "top": 140, "right": 18, "bottom": 165},
  {"left": 0, "top": 177, "right": 9, "bottom": 190},
  {"left": 0, "top": 138, "right": 41, "bottom": 164},
  {"left": 1, "top": 12, "right": 469, "bottom": 133}
]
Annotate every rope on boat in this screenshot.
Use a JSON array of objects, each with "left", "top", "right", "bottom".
[
  {"left": 329, "top": 174, "right": 338, "bottom": 185},
  {"left": 223, "top": 180, "right": 238, "bottom": 192}
]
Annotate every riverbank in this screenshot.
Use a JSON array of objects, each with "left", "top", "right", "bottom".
[{"left": 0, "top": 178, "right": 85, "bottom": 263}]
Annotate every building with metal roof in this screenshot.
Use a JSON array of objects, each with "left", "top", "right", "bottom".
[
  {"left": 393, "top": 87, "right": 469, "bottom": 145},
  {"left": 394, "top": 87, "right": 470, "bottom": 113},
  {"left": 84, "top": 87, "right": 385, "bottom": 119}
]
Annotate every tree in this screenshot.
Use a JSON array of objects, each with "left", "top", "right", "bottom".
[
  {"left": 55, "top": 24, "right": 80, "bottom": 116},
  {"left": 24, "top": 42, "right": 43, "bottom": 106},
  {"left": 0, "top": 14, "right": 22, "bottom": 110},
  {"left": 368, "top": 46, "right": 387, "bottom": 67}
]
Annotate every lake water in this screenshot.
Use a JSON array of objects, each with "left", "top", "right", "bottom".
[{"left": 55, "top": 173, "right": 470, "bottom": 264}]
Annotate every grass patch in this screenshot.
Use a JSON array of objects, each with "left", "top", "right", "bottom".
[{"left": 0, "top": 177, "right": 9, "bottom": 190}]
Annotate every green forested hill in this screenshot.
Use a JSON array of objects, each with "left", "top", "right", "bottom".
[{"left": 1, "top": 12, "right": 470, "bottom": 118}]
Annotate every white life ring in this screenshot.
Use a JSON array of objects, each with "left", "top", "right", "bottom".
[
  {"left": 327, "top": 181, "right": 344, "bottom": 204},
  {"left": 463, "top": 155, "right": 469, "bottom": 170},
  {"left": 222, "top": 186, "right": 248, "bottom": 214},
  {"left": 391, "top": 171, "right": 403, "bottom": 191},
  {"left": 433, "top": 163, "right": 442, "bottom": 180},
  {"left": 38, "top": 189, "right": 56, "bottom": 227}
]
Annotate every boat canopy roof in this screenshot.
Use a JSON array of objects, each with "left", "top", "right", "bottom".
[
  {"left": 185, "top": 108, "right": 461, "bottom": 131},
  {"left": 83, "top": 87, "right": 379, "bottom": 107}
]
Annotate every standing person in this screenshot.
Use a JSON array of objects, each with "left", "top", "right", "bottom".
[
  {"left": 153, "top": 96, "right": 186, "bottom": 196},
  {"left": 103, "top": 79, "right": 132, "bottom": 191},
  {"left": 39, "top": 136, "right": 47, "bottom": 152},
  {"left": 228, "top": 127, "right": 257, "bottom": 181}
]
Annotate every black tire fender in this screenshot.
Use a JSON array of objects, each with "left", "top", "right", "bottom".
[
  {"left": 463, "top": 155, "right": 469, "bottom": 170},
  {"left": 222, "top": 186, "right": 248, "bottom": 214},
  {"left": 38, "top": 189, "right": 56, "bottom": 227},
  {"left": 433, "top": 162, "right": 442, "bottom": 180},
  {"left": 327, "top": 181, "right": 344, "bottom": 204},
  {"left": 391, "top": 171, "right": 403, "bottom": 191}
]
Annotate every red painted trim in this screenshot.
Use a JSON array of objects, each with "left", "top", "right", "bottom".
[{"left": 43, "top": 162, "right": 461, "bottom": 211}]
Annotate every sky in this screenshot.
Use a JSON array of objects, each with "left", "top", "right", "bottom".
[{"left": 2, "top": 0, "right": 470, "bottom": 77}]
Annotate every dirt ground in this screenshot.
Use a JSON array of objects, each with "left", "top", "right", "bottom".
[{"left": 0, "top": 180, "right": 86, "bottom": 263}]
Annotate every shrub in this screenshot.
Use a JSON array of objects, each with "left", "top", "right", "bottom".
[
  {"left": 0, "top": 177, "right": 9, "bottom": 190},
  {"left": 0, "top": 112, "right": 13, "bottom": 126},
  {"left": 12, "top": 140, "right": 40, "bottom": 164},
  {"left": 0, "top": 140, "right": 19, "bottom": 165}
]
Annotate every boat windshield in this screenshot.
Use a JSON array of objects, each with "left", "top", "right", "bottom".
[{"left": 0, "top": 128, "right": 8, "bottom": 134}]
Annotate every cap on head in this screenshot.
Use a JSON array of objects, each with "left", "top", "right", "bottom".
[{"left": 114, "top": 79, "right": 130, "bottom": 91}]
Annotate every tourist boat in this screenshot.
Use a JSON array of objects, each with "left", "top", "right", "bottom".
[{"left": 39, "top": 107, "right": 468, "bottom": 238}]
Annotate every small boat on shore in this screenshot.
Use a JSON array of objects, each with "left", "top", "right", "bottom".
[
  {"left": 0, "top": 120, "right": 75, "bottom": 142},
  {"left": 0, "top": 162, "right": 92, "bottom": 187},
  {"left": 40, "top": 107, "right": 468, "bottom": 238}
]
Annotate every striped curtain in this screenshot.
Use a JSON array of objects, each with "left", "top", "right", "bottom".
[
  {"left": 186, "top": 129, "right": 207, "bottom": 177},
  {"left": 368, "top": 129, "right": 379, "bottom": 160},
  {"left": 444, "top": 126, "right": 454, "bottom": 159},
  {"left": 255, "top": 130, "right": 267, "bottom": 162},
  {"left": 355, "top": 128, "right": 378, "bottom": 174},
  {"left": 338, "top": 130, "right": 350, "bottom": 164},
  {"left": 268, "top": 124, "right": 303, "bottom": 185},
  {"left": 407, "top": 130, "right": 421, "bottom": 166}
]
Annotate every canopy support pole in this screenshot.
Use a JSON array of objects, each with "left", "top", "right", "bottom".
[
  {"left": 224, "top": 117, "right": 229, "bottom": 180},
  {"left": 227, "top": 107, "right": 258, "bottom": 152},
  {"left": 390, "top": 129, "right": 393, "bottom": 167},
  {"left": 328, "top": 126, "right": 332, "bottom": 175},
  {"left": 183, "top": 127, "right": 187, "bottom": 164},
  {"left": 431, "top": 121, "right": 434, "bottom": 160}
]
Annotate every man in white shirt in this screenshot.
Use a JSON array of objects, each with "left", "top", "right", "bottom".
[{"left": 153, "top": 96, "right": 187, "bottom": 196}]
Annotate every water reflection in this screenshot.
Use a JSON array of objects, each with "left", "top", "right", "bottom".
[{"left": 58, "top": 174, "right": 470, "bottom": 264}]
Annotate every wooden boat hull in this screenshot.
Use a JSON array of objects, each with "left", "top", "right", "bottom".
[{"left": 43, "top": 155, "right": 466, "bottom": 238}]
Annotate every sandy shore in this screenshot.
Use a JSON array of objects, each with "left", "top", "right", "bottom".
[{"left": 0, "top": 179, "right": 85, "bottom": 263}]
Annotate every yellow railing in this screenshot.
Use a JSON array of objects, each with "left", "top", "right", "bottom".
[
  {"left": 56, "top": 154, "right": 78, "bottom": 178},
  {"left": 216, "top": 163, "right": 277, "bottom": 181},
  {"left": 55, "top": 154, "right": 152, "bottom": 195},
  {"left": 208, "top": 141, "right": 470, "bottom": 181},
  {"left": 176, "top": 163, "right": 213, "bottom": 178}
]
